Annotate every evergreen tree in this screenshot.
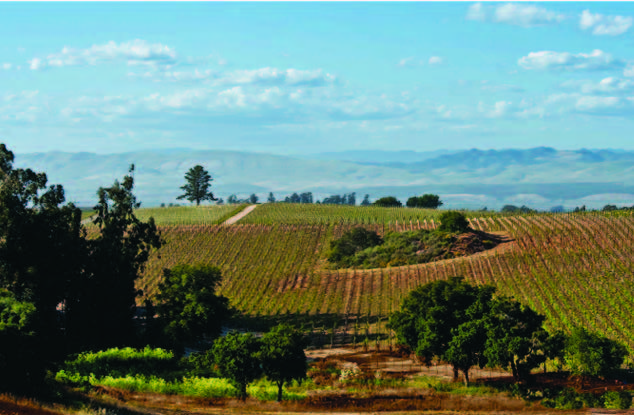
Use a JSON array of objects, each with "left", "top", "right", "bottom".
[{"left": 177, "top": 165, "right": 217, "bottom": 206}]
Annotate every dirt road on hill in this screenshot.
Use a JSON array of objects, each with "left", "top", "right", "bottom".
[{"left": 223, "top": 204, "right": 257, "bottom": 225}]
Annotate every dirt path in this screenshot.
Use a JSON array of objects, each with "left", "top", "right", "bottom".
[{"left": 223, "top": 204, "right": 258, "bottom": 225}]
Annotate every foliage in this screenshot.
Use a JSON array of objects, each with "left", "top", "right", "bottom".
[
  {"left": 212, "top": 331, "right": 262, "bottom": 399},
  {"left": 328, "top": 226, "right": 491, "bottom": 269},
  {"left": 483, "top": 298, "right": 547, "bottom": 382},
  {"left": 602, "top": 390, "right": 632, "bottom": 409},
  {"left": 61, "top": 346, "right": 177, "bottom": 379},
  {"left": 258, "top": 324, "right": 308, "bottom": 401},
  {"left": 406, "top": 194, "right": 443, "bottom": 209},
  {"left": 322, "top": 193, "right": 356, "bottom": 205},
  {"left": 267, "top": 192, "right": 276, "bottom": 203},
  {"left": 67, "top": 165, "right": 162, "bottom": 350},
  {"left": 327, "top": 227, "right": 383, "bottom": 265},
  {"left": 389, "top": 277, "right": 496, "bottom": 384},
  {"left": 564, "top": 327, "right": 628, "bottom": 377},
  {"left": 373, "top": 196, "right": 402, "bottom": 207},
  {"left": 360, "top": 194, "right": 371, "bottom": 206},
  {"left": 177, "top": 165, "right": 217, "bottom": 206},
  {"left": 155, "top": 264, "right": 232, "bottom": 349},
  {"left": 438, "top": 211, "right": 470, "bottom": 233}
]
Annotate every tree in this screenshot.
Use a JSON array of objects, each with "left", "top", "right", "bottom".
[
  {"left": 564, "top": 327, "right": 627, "bottom": 378},
  {"left": 373, "top": 196, "right": 402, "bottom": 207},
  {"left": 0, "top": 144, "right": 85, "bottom": 367},
  {"left": 66, "top": 165, "right": 162, "bottom": 349},
  {"left": 407, "top": 194, "right": 443, "bottom": 209},
  {"left": 299, "top": 192, "right": 313, "bottom": 204},
  {"left": 155, "top": 264, "right": 232, "bottom": 350},
  {"left": 360, "top": 194, "right": 371, "bottom": 206},
  {"left": 177, "top": 165, "right": 217, "bottom": 206},
  {"left": 438, "top": 211, "right": 471, "bottom": 234},
  {"left": 213, "top": 331, "right": 262, "bottom": 400},
  {"left": 389, "top": 277, "right": 495, "bottom": 383},
  {"left": 258, "top": 324, "right": 307, "bottom": 401},
  {"left": 483, "top": 298, "right": 548, "bottom": 382},
  {"left": 227, "top": 194, "right": 238, "bottom": 204},
  {"left": 249, "top": 193, "right": 259, "bottom": 204},
  {"left": 267, "top": 192, "right": 276, "bottom": 203}
]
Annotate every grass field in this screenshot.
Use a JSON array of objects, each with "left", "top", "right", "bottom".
[{"left": 137, "top": 206, "right": 634, "bottom": 356}]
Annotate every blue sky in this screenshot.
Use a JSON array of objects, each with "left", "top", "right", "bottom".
[{"left": 2, "top": 2, "right": 634, "bottom": 155}]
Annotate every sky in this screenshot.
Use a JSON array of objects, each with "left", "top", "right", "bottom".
[{"left": 2, "top": 2, "right": 634, "bottom": 155}]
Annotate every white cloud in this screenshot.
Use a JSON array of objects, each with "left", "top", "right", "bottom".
[
  {"left": 478, "top": 100, "right": 515, "bottom": 118},
  {"left": 518, "top": 49, "right": 623, "bottom": 71},
  {"left": 468, "top": 2, "right": 564, "bottom": 27},
  {"left": 625, "top": 64, "right": 634, "bottom": 77},
  {"left": 494, "top": 3, "right": 565, "bottom": 27},
  {"left": 29, "top": 39, "right": 177, "bottom": 70},
  {"left": 575, "top": 96, "right": 623, "bottom": 111},
  {"left": 428, "top": 56, "right": 443, "bottom": 65},
  {"left": 580, "top": 10, "right": 632, "bottom": 36},
  {"left": 466, "top": 3, "right": 486, "bottom": 21},
  {"left": 2, "top": 63, "right": 11, "bottom": 70},
  {"left": 398, "top": 57, "right": 415, "bottom": 67},
  {"left": 217, "top": 67, "right": 336, "bottom": 87},
  {"left": 29, "top": 58, "right": 43, "bottom": 70},
  {"left": 563, "top": 77, "right": 634, "bottom": 95}
]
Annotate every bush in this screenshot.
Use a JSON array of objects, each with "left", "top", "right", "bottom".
[
  {"left": 438, "top": 211, "right": 470, "bottom": 234},
  {"left": 565, "top": 327, "right": 628, "bottom": 377},
  {"left": 62, "top": 346, "right": 178, "bottom": 379},
  {"left": 603, "top": 390, "right": 632, "bottom": 409}
]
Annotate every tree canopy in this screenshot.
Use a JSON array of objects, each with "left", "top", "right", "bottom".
[
  {"left": 177, "top": 165, "right": 217, "bottom": 206},
  {"left": 564, "top": 327, "right": 627, "bottom": 378},
  {"left": 258, "top": 324, "right": 307, "bottom": 401},
  {"left": 155, "top": 264, "right": 232, "bottom": 350},
  {"left": 438, "top": 211, "right": 471, "bottom": 234},
  {"left": 212, "top": 331, "right": 262, "bottom": 400},
  {"left": 406, "top": 194, "right": 443, "bottom": 209},
  {"left": 373, "top": 196, "right": 402, "bottom": 207}
]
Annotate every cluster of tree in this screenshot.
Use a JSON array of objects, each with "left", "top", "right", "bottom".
[
  {"left": 389, "top": 277, "right": 628, "bottom": 385},
  {"left": 210, "top": 324, "right": 307, "bottom": 401},
  {"left": 406, "top": 194, "right": 443, "bottom": 209},
  {"left": 372, "top": 196, "right": 402, "bottom": 207},
  {"left": 227, "top": 194, "right": 259, "bottom": 204},
  {"left": 501, "top": 205, "right": 537, "bottom": 214},
  {"left": 0, "top": 144, "right": 162, "bottom": 390},
  {"left": 602, "top": 204, "right": 634, "bottom": 212},
  {"left": 273, "top": 192, "right": 314, "bottom": 204},
  {"left": 321, "top": 193, "right": 356, "bottom": 205},
  {"left": 327, "top": 212, "right": 479, "bottom": 269}
]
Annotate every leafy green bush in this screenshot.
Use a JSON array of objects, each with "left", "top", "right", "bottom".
[
  {"left": 62, "top": 346, "right": 179, "bottom": 379},
  {"left": 603, "top": 390, "right": 632, "bottom": 409},
  {"left": 327, "top": 227, "right": 383, "bottom": 265},
  {"left": 438, "top": 211, "right": 470, "bottom": 233}
]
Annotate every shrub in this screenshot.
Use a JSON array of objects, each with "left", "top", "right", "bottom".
[
  {"left": 327, "top": 227, "right": 383, "bottom": 265},
  {"left": 372, "top": 196, "right": 402, "bottom": 207},
  {"left": 438, "top": 211, "right": 470, "bottom": 234},
  {"left": 603, "top": 390, "right": 632, "bottom": 409}
]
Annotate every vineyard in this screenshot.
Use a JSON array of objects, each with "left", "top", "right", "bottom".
[
  {"left": 137, "top": 205, "right": 634, "bottom": 354},
  {"left": 236, "top": 203, "right": 497, "bottom": 225},
  {"left": 132, "top": 204, "right": 248, "bottom": 225}
]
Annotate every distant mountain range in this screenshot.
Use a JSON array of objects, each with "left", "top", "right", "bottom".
[{"left": 14, "top": 147, "right": 634, "bottom": 210}]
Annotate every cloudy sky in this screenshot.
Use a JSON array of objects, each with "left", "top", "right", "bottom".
[{"left": 2, "top": 2, "right": 634, "bottom": 155}]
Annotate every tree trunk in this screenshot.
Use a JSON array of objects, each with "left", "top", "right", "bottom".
[
  {"left": 452, "top": 366, "right": 460, "bottom": 382},
  {"left": 239, "top": 383, "right": 247, "bottom": 401},
  {"left": 277, "top": 381, "right": 284, "bottom": 402},
  {"left": 463, "top": 368, "right": 470, "bottom": 387},
  {"left": 510, "top": 359, "right": 518, "bottom": 381}
]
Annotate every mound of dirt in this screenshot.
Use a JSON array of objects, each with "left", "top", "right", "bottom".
[{"left": 448, "top": 230, "right": 503, "bottom": 257}]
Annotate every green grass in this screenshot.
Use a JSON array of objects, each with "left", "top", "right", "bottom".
[
  {"left": 237, "top": 203, "right": 495, "bottom": 225},
  {"left": 133, "top": 204, "right": 249, "bottom": 225}
]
